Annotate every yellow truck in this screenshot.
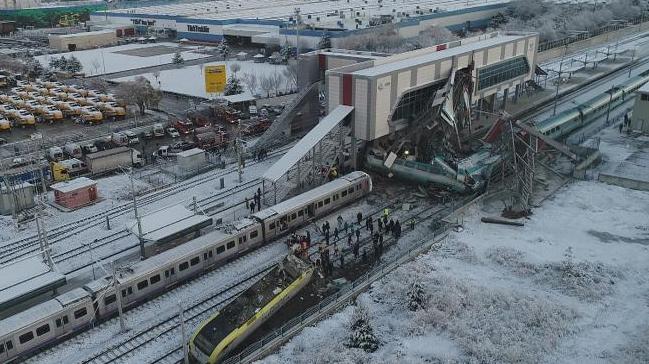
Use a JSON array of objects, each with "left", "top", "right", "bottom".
[
  {"left": 0, "top": 118, "right": 11, "bottom": 132},
  {"left": 80, "top": 106, "right": 103, "bottom": 124}
]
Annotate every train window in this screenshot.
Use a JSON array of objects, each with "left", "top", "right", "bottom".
[
  {"left": 36, "top": 324, "right": 50, "bottom": 336},
  {"left": 190, "top": 257, "right": 200, "bottom": 266},
  {"left": 217, "top": 245, "right": 226, "bottom": 254},
  {"left": 179, "top": 262, "right": 189, "bottom": 271},
  {"left": 56, "top": 318, "right": 62, "bottom": 328},
  {"left": 104, "top": 294, "right": 116, "bottom": 305},
  {"left": 324, "top": 198, "right": 330, "bottom": 205},
  {"left": 318, "top": 201, "right": 323, "bottom": 207},
  {"left": 6, "top": 341, "right": 12, "bottom": 350},
  {"left": 137, "top": 280, "right": 148, "bottom": 290},
  {"left": 227, "top": 241, "right": 235, "bottom": 249},
  {"left": 341, "top": 190, "right": 347, "bottom": 197},
  {"left": 347, "top": 188, "right": 354, "bottom": 194},
  {"left": 19, "top": 332, "right": 33, "bottom": 344},
  {"left": 269, "top": 222, "right": 275, "bottom": 229},
  {"left": 74, "top": 308, "right": 87, "bottom": 319},
  {"left": 298, "top": 210, "right": 303, "bottom": 217},
  {"left": 170, "top": 268, "right": 175, "bottom": 275},
  {"left": 63, "top": 316, "right": 69, "bottom": 325},
  {"left": 165, "top": 270, "right": 170, "bottom": 278},
  {"left": 208, "top": 251, "right": 213, "bottom": 258},
  {"left": 250, "top": 230, "right": 258, "bottom": 239},
  {"left": 203, "top": 252, "right": 208, "bottom": 260},
  {"left": 150, "top": 274, "right": 161, "bottom": 284},
  {"left": 291, "top": 212, "right": 296, "bottom": 220}
]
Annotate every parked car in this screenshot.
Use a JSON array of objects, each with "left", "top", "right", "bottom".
[{"left": 166, "top": 127, "right": 180, "bottom": 138}]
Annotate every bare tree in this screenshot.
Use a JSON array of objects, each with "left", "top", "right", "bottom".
[
  {"left": 90, "top": 58, "right": 102, "bottom": 76},
  {"left": 241, "top": 72, "right": 258, "bottom": 96},
  {"left": 229, "top": 62, "right": 241, "bottom": 76},
  {"left": 0, "top": 55, "right": 25, "bottom": 74},
  {"left": 260, "top": 75, "right": 273, "bottom": 97},
  {"left": 85, "top": 78, "right": 109, "bottom": 93},
  {"left": 282, "top": 63, "right": 298, "bottom": 92},
  {"left": 115, "top": 76, "right": 162, "bottom": 115},
  {"left": 270, "top": 72, "right": 283, "bottom": 95}
]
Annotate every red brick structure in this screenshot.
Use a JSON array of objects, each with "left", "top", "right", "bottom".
[{"left": 51, "top": 177, "right": 98, "bottom": 210}]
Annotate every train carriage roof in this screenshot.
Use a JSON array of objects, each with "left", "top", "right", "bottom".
[
  {"left": 534, "top": 108, "right": 580, "bottom": 132},
  {"left": 0, "top": 299, "right": 63, "bottom": 338},
  {"left": 115, "top": 229, "right": 232, "bottom": 284},
  {"left": 254, "top": 172, "right": 369, "bottom": 220}
]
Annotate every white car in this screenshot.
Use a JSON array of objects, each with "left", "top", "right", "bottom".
[{"left": 166, "top": 127, "right": 180, "bottom": 138}]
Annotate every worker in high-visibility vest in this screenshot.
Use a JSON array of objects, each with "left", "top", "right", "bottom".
[{"left": 383, "top": 208, "right": 390, "bottom": 223}]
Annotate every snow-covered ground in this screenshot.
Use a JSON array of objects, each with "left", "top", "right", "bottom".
[
  {"left": 35, "top": 43, "right": 211, "bottom": 76},
  {"left": 113, "top": 60, "right": 289, "bottom": 100},
  {"left": 261, "top": 179, "right": 649, "bottom": 363}
]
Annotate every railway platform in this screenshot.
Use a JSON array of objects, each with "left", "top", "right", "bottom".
[{"left": 0, "top": 256, "right": 66, "bottom": 314}]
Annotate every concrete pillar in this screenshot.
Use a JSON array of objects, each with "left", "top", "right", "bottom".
[
  {"left": 513, "top": 84, "right": 520, "bottom": 103},
  {"left": 501, "top": 88, "right": 509, "bottom": 111},
  {"left": 488, "top": 94, "right": 496, "bottom": 113},
  {"left": 350, "top": 136, "right": 357, "bottom": 170}
]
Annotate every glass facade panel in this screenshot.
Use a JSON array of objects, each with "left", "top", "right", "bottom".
[{"left": 477, "top": 57, "right": 530, "bottom": 91}]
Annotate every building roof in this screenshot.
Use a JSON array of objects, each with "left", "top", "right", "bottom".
[
  {"left": 50, "top": 176, "right": 96, "bottom": 193},
  {"left": 50, "top": 29, "right": 115, "bottom": 39},
  {"left": 353, "top": 33, "right": 527, "bottom": 77},
  {"left": 0, "top": 256, "right": 66, "bottom": 312},
  {"left": 126, "top": 203, "right": 213, "bottom": 243},
  {"left": 263, "top": 105, "right": 354, "bottom": 182}
]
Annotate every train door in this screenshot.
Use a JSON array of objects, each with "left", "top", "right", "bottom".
[
  {"left": 307, "top": 204, "right": 315, "bottom": 218},
  {"left": 0, "top": 339, "right": 14, "bottom": 362},
  {"left": 55, "top": 315, "right": 70, "bottom": 335}
]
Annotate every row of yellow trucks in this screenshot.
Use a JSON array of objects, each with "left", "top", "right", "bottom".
[{"left": 0, "top": 79, "right": 126, "bottom": 131}]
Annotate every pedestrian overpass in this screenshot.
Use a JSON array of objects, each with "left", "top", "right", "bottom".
[{"left": 262, "top": 105, "right": 354, "bottom": 205}]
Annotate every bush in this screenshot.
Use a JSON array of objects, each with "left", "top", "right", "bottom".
[{"left": 347, "top": 304, "right": 380, "bottom": 353}]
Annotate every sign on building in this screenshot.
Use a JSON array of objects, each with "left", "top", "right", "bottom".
[{"left": 204, "top": 65, "right": 226, "bottom": 93}]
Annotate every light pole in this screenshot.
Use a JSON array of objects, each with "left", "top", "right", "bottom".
[
  {"left": 629, "top": 46, "right": 637, "bottom": 78},
  {"left": 605, "top": 85, "right": 615, "bottom": 124},
  {"left": 129, "top": 170, "right": 145, "bottom": 259},
  {"left": 552, "top": 45, "right": 569, "bottom": 116}
]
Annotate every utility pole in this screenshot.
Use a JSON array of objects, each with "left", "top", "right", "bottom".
[
  {"left": 629, "top": 46, "right": 637, "bottom": 78},
  {"left": 113, "top": 264, "right": 127, "bottom": 333},
  {"left": 552, "top": 45, "right": 568, "bottom": 116},
  {"left": 179, "top": 304, "right": 189, "bottom": 364},
  {"left": 294, "top": 8, "right": 301, "bottom": 60},
  {"left": 605, "top": 85, "right": 615, "bottom": 124},
  {"left": 236, "top": 118, "right": 243, "bottom": 183},
  {"left": 129, "top": 170, "right": 145, "bottom": 260}
]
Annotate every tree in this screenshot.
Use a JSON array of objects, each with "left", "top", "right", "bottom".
[
  {"left": 270, "top": 72, "right": 283, "bottom": 95},
  {"left": 241, "top": 72, "right": 258, "bottom": 96},
  {"left": 406, "top": 281, "right": 426, "bottom": 311},
  {"left": 224, "top": 76, "right": 243, "bottom": 96},
  {"left": 318, "top": 32, "right": 332, "bottom": 49},
  {"left": 90, "top": 57, "right": 102, "bottom": 75},
  {"left": 217, "top": 38, "right": 230, "bottom": 60},
  {"left": 172, "top": 50, "right": 184, "bottom": 65},
  {"left": 115, "top": 76, "right": 162, "bottom": 115},
  {"left": 48, "top": 56, "right": 63, "bottom": 71},
  {"left": 282, "top": 63, "right": 298, "bottom": 92},
  {"left": 260, "top": 75, "right": 273, "bottom": 97},
  {"left": 64, "top": 55, "right": 82, "bottom": 73},
  {"left": 24, "top": 58, "right": 44, "bottom": 80},
  {"left": 280, "top": 42, "right": 292, "bottom": 63},
  {"left": 347, "top": 304, "right": 379, "bottom": 353},
  {"left": 229, "top": 62, "right": 241, "bottom": 76}
]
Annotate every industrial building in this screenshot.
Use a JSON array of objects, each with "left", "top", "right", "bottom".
[
  {"left": 48, "top": 29, "right": 118, "bottom": 51},
  {"left": 631, "top": 83, "right": 649, "bottom": 133},
  {"left": 0, "top": 181, "right": 35, "bottom": 216},
  {"left": 325, "top": 31, "right": 538, "bottom": 141},
  {"left": 91, "top": 0, "right": 508, "bottom": 48}
]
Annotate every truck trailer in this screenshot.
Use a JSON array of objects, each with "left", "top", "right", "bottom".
[{"left": 84, "top": 147, "right": 144, "bottom": 176}]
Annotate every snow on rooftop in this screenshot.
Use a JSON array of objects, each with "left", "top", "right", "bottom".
[
  {"left": 51, "top": 177, "right": 96, "bottom": 194},
  {"left": 51, "top": 29, "right": 115, "bottom": 39},
  {"left": 353, "top": 33, "right": 527, "bottom": 77},
  {"left": 126, "top": 203, "right": 213, "bottom": 242},
  {"left": 177, "top": 148, "right": 206, "bottom": 158},
  {"left": 35, "top": 42, "right": 211, "bottom": 76},
  {"left": 0, "top": 256, "right": 66, "bottom": 311},
  {"left": 113, "top": 60, "right": 288, "bottom": 100}
]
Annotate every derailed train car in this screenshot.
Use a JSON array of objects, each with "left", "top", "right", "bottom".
[{"left": 0, "top": 171, "right": 372, "bottom": 363}]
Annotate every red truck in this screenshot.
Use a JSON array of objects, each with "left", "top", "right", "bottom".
[
  {"left": 195, "top": 131, "right": 228, "bottom": 151},
  {"left": 173, "top": 119, "right": 194, "bottom": 135}
]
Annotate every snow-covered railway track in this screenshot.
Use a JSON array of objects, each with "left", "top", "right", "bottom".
[{"left": 0, "top": 144, "right": 292, "bottom": 266}]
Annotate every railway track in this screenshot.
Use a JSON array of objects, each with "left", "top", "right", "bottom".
[
  {"left": 79, "top": 263, "right": 278, "bottom": 364},
  {"left": 0, "top": 144, "right": 293, "bottom": 266}
]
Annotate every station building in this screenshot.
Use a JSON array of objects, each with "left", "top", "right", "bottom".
[
  {"left": 91, "top": 0, "right": 508, "bottom": 48},
  {"left": 325, "top": 31, "right": 538, "bottom": 141}
]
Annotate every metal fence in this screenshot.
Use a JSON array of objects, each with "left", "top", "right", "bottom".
[{"left": 537, "top": 13, "right": 649, "bottom": 53}]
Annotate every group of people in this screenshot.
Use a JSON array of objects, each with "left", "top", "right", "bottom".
[
  {"left": 246, "top": 187, "right": 263, "bottom": 214},
  {"left": 254, "top": 148, "right": 269, "bottom": 161}
]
